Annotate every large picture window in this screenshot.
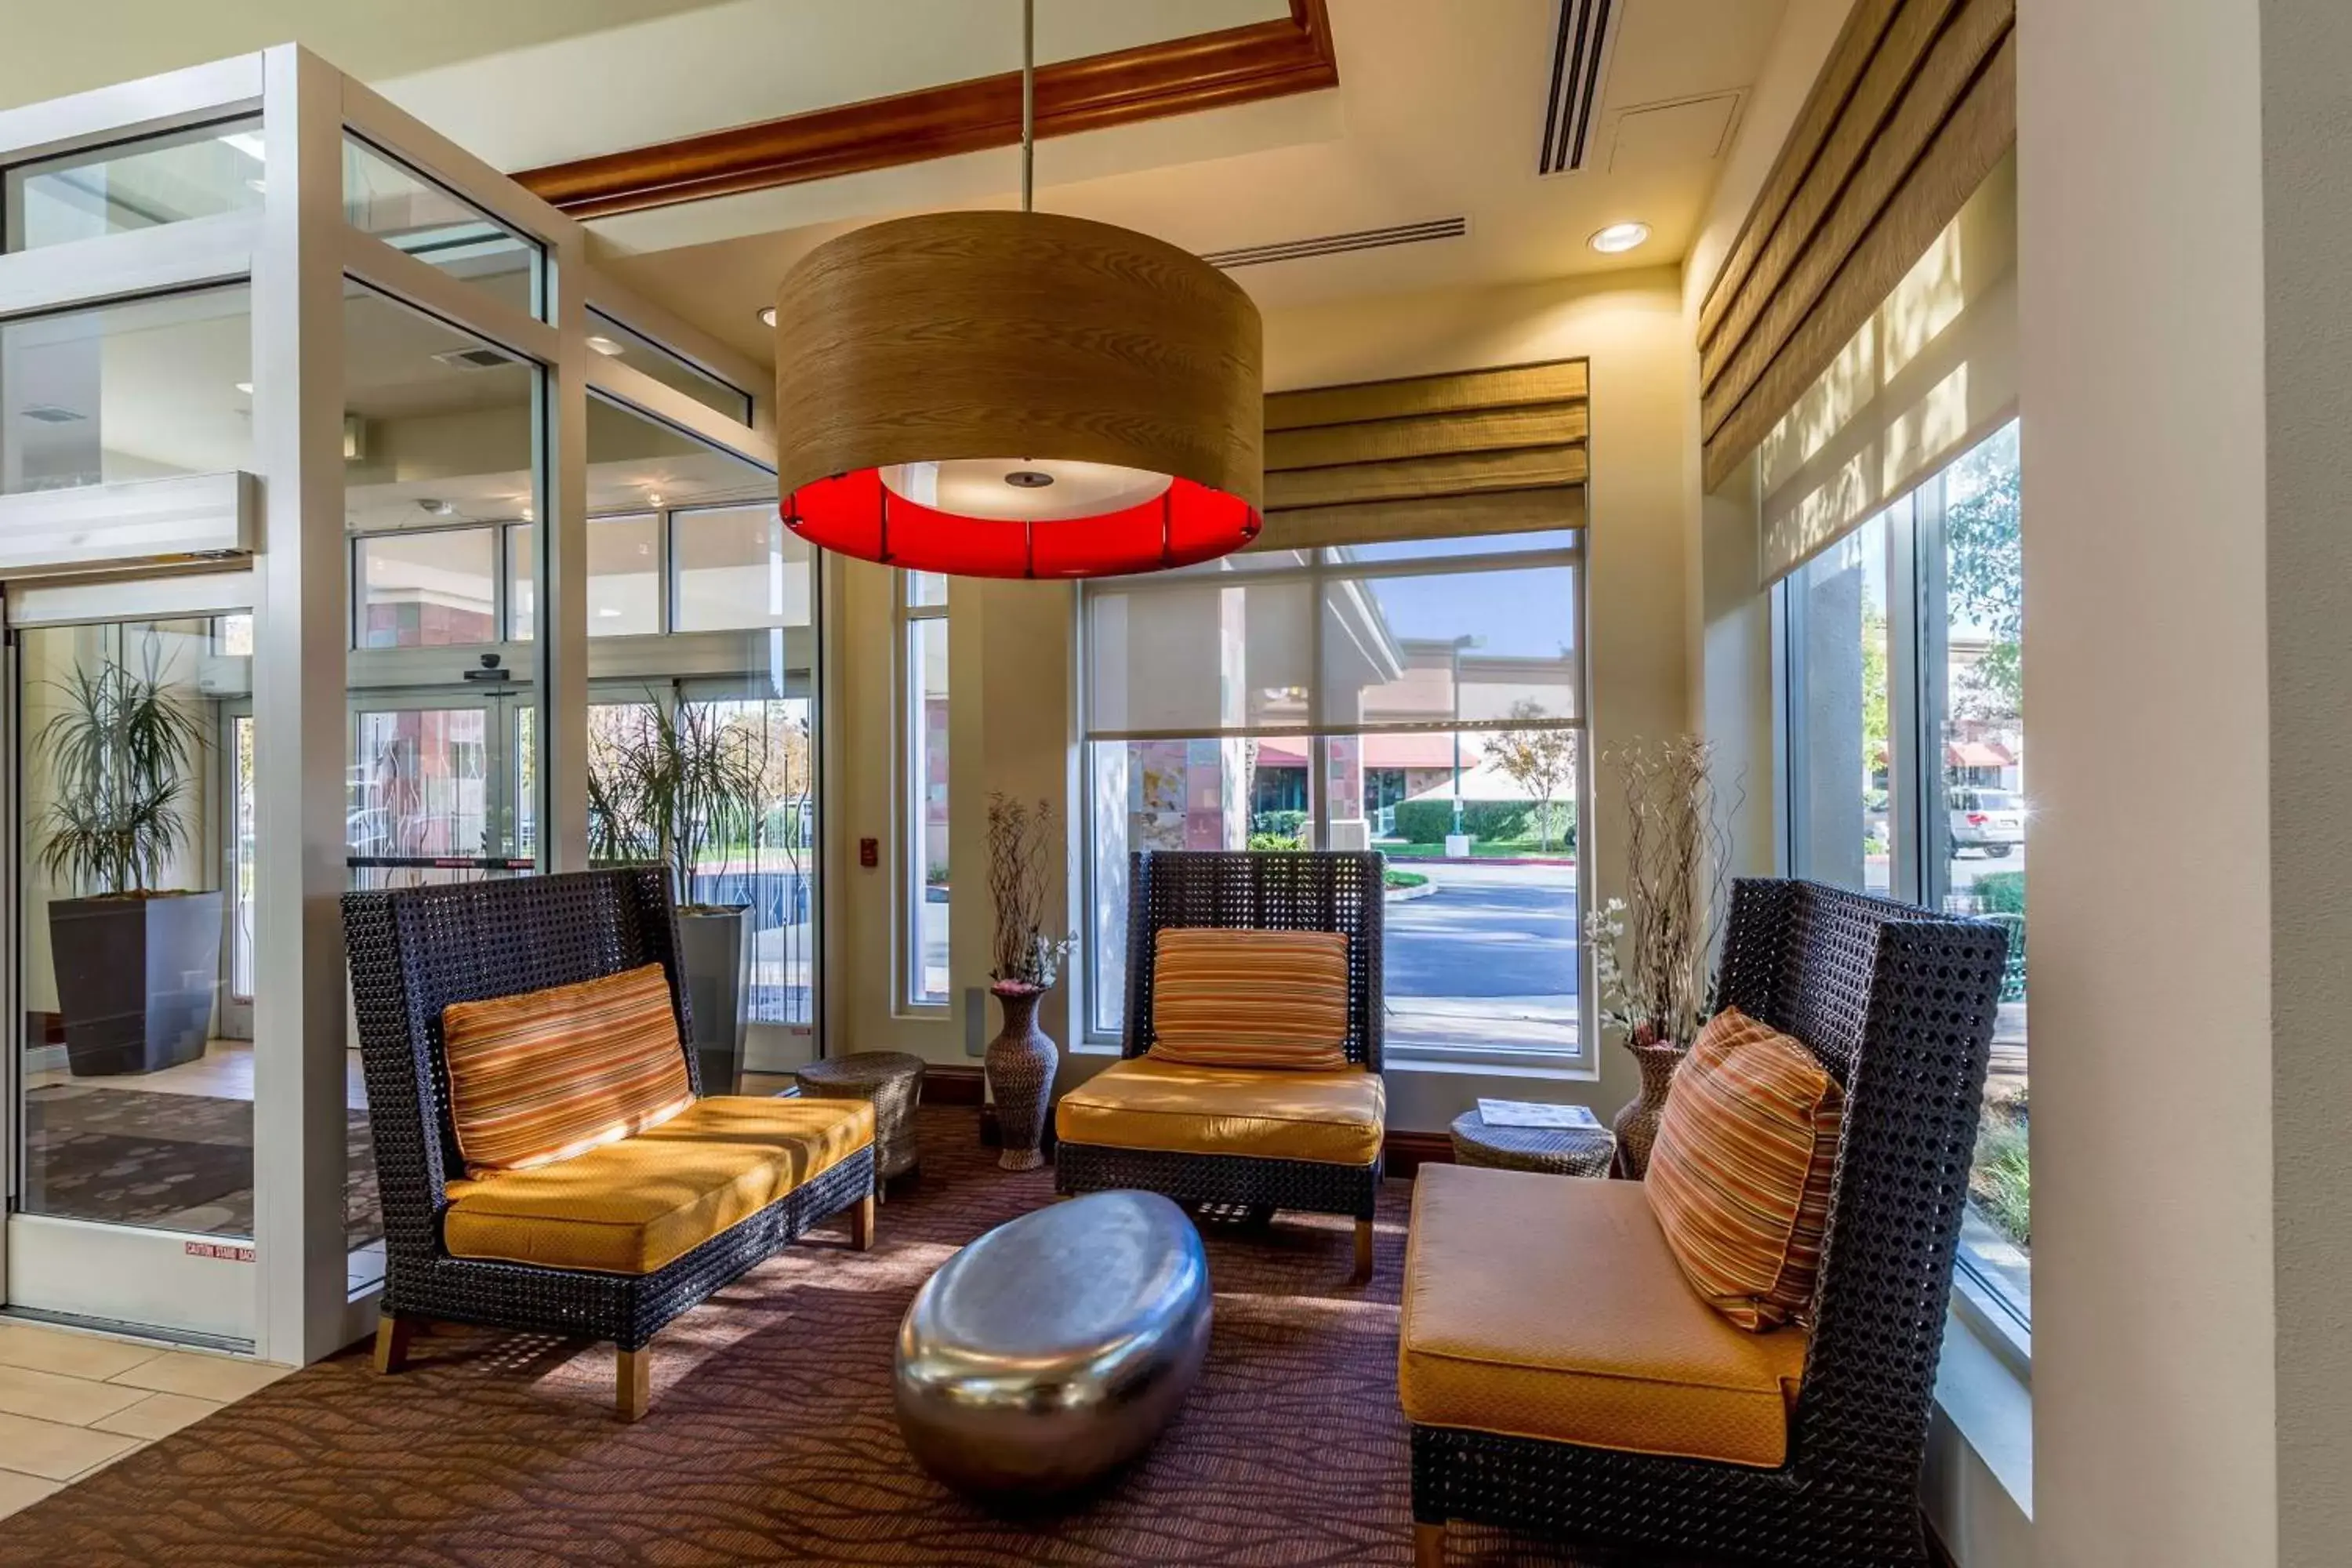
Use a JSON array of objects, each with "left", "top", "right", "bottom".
[
  {"left": 1081, "top": 534, "right": 1586, "bottom": 1063},
  {"left": 1779, "top": 419, "right": 2027, "bottom": 1334}
]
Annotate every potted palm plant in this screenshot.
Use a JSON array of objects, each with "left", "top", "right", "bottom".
[
  {"left": 589, "top": 699, "right": 762, "bottom": 1094},
  {"left": 37, "top": 644, "right": 220, "bottom": 1077}
]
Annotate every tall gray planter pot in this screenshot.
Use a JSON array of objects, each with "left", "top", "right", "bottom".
[
  {"left": 675, "top": 904, "right": 752, "bottom": 1096},
  {"left": 50, "top": 890, "right": 223, "bottom": 1076}
]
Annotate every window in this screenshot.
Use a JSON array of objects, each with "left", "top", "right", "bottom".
[
  {"left": 0, "top": 285, "right": 252, "bottom": 495},
  {"left": 356, "top": 527, "right": 500, "bottom": 648},
  {"left": 584, "top": 307, "right": 753, "bottom": 424},
  {"left": 902, "top": 575, "right": 949, "bottom": 1007},
  {"left": 5, "top": 116, "right": 266, "bottom": 251},
  {"left": 675, "top": 505, "right": 811, "bottom": 631},
  {"left": 1778, "top": 419, "right": 2028, "bottom": 1333},
  {"left": 343, "top": 136, "right": 540, "bottom": 318},
  {"left": 506, "top": 514, "right": 661, "bottom": 638},
  {"left": 1081, "top": 537, "right": 1587, "bottom": 1061}
]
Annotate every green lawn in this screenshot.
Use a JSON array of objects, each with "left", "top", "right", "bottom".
[
  {"left": 1383, "top": 869, "right": 1429, "bottom": 890},
  {"left": 1380, "top": 841, "right": 1575, "bottom": 862}
]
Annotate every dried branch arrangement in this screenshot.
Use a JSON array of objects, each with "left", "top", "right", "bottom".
[
  {"left": 1586, "top": 735, "right": 1737, "bottom": 1049},
  {"left": 985, "top": 793, "right": 1073, "bottom": 991}
]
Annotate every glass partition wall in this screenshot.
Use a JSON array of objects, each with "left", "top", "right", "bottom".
[{"left": 0, "top": 48, "right": 788, "bottom": 1363}]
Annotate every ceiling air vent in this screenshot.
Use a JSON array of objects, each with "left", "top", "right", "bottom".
[
  {"left": 431, "top": 345, "right": 519, "bottom": 372},
  {"left": 1202, "top": 217, "right": 1468, "bottom": 270},
  {"left": 18, "top": 404, "right": 86, "bottom": 423},
  {"left": 1538, "top": 0, "right": 1621, "bottom": 175}
]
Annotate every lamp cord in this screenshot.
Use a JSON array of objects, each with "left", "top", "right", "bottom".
[{"left": 1021, "top": 0, "right": 1034, "bottom": 214}]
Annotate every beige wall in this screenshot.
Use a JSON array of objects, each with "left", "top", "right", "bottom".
[
  {"left": 2020, "top": 1, "right": 2284, "bottom": 1564},
  {"left": 822, "top": 267, "right": 1698, "bottom": 1130}
]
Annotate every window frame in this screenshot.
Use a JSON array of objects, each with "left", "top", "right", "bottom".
[
  {"left": 1773, "top": 418, "right": 2030, "bottom": 1352},
  {"left": 897, "top": 571, "right": 949, "bottom": 1013},
  {"left": 1076, "top": 536, "right": 1592, "bottom": 1068}
]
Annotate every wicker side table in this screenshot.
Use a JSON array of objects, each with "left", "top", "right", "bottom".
[
  {"left": 795, "top": 1051, "right": 926, "bottom": 1197},
  {"left": 1447, "top": 1109, "right": 1616, "bottom": 1178}
]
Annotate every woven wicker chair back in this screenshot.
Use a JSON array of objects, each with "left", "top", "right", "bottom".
[
  {"left": 343, "top": 869, "right": 693, "bottom": 1258},
  {"left": 1713, "top": 878, "right": 2008, "bottom": 1490},
  {"left": 1120, "top": 851, "right": 1386, "bottom": 1071}
]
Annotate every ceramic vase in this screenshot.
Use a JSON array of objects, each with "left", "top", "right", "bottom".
[
  {"left": 1611, "top": 1040, "right": 1685, "bottom": 1178},
  {"left": 985, "top": 984, "right": 1058, "bottom": 1171}
]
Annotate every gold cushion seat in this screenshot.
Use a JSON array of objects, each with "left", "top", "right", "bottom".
[
  {"left": 1054, "top": 1057, "right": 1385, "bottom": 1166},
  {"left": 443, "top": 1096, "right": 875, "bottom": 1276},
  {"left": 1400, "top": 1163, "right": 1808, "bottom": 1468}
]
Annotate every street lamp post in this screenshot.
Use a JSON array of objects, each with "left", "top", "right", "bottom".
[{"left": 1449, "top": 634, "right": 1482, "bottom": 838}]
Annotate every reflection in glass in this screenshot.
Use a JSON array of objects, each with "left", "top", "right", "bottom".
[
  {"left": 675, "top": 505, "right": 810, "bottom": 630},
  {"left": 0, "top": 285, "right": 252, "bottom": 497},
  {"left": 1791, "top": 511, "right": 1893, "bottom": 895},
  {"left": 343, "top": 136, "right": 541, "bottom": 318},
  {"left": 508, "top": 514, "right": 661, "bottom": 639},
  {"left": 17, "top": 619, "right": 245, "bottom": 1238},
  {"left": 908, "top": 619, "right": 950, "bottom": 1006},
  {"left": 1936, "top": 420, "right": 2030, "bottom": 1322},
  {"left": 5, "top": 118, "right": 266, "bottom": 250},
  {"left": 585, "top": 308, "right": 752, "bottom": 423},
  {"left": 357, "top": 528, "right": 499, "bottom": 647}
]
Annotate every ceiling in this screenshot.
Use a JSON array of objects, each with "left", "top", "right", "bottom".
[
  {"left": 561, "top": 0, "right": 1792, "bottom": 366},
  {"left": 8, "top": 0, "right": 1794, "bottom": 379}
]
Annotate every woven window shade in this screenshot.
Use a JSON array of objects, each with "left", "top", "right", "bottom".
[
  {"left": 1697, "top": 0, "right": 2016, "bottom": 496},
  {"left": 1251, "top": 359, "right": 1588, "bottom": 553}
]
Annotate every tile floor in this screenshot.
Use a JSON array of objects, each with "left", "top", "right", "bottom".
[{"left": 0, "top": 1319, "right": 287, "bottom": 1522}]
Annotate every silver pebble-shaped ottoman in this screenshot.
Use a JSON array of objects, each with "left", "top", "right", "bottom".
[{"left": 894, "top": 1189, "right": 1211, "bottom": 1497}]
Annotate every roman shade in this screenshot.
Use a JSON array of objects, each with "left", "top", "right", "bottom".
[
  {"left": 1698, "top": 0, "right": 2017, "bottom": 509},
  {"left": 1253, "top": 359, "right": 1588, "bottom": 553},
  {"left": 1759, "top": 154, "right": 2015, "bottom": 582}
]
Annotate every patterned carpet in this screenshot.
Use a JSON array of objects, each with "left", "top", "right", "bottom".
[
  {"left": 0, "top": 1108, "right": 1649, "bottom": 1567},
  {"left": 21, "top": 1087, "right": 381, "bottom": 1243}
]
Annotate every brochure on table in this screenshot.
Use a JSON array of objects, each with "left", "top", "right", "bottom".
[{"left": 1478, "top": 1099, "right": 1603, "bottom": 1131}]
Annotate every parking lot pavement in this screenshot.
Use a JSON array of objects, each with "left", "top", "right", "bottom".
[{"left": 1383, "top": 858, "right": 1578, "bottom": 1000}]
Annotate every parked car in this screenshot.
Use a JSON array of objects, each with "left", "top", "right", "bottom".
[{"left": 1949, "top": 786, "right": 2027, "bottom": 857}]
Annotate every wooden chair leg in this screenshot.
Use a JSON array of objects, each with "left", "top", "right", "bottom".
[
  {"left": 1352, "top": 1219, "right": 1375, "bottom": 1283},
  {"left": 372, "top": 1313, "right": 413, "bottom": 1375},
  {"left": 1414, "top": 1521, "right": 1446, "bottom": 1567},
  {"left": 851, "top": 1193, "right": 877, "bottom": 1252},
  {"left": 616, "top": 1346, "right": 652, "bottom": 1423}
]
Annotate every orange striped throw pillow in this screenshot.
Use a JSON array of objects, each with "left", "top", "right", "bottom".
[
  {"left": 1643, "top": 1007, "right": 1845, "bottom": 1331},
  {"left": 441, "top": 964, "right": 695, "bottom": 1178},
  {"left": 1148, "top": 927, "right": 1351, "bottom": 1071}
]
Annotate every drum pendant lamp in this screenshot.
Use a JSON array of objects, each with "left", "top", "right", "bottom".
[{"left": 771, "top": 0, "right": 1264, "bottom": 579}]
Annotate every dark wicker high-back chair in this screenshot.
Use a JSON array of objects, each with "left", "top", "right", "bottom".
[
  {"left": 1410, "top": 879, "right": 2009, "bottom": 1567},
  {"left": 343, "top": 869, "right": 874, "bottom": 1363},
  {"left": 1055, "top": 851, "right": 1388, "bottom": 1272}
]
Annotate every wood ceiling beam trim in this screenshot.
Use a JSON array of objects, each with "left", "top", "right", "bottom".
[{"left": 514, "top": 0, "right": 1338, "bottom": 220}]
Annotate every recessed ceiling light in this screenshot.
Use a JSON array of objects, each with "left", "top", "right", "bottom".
[
  {"left": 418, "top": 499, "right": 458, "bottom": 517},
  {"left": 585, "top": 334, "right": 625, "bottom": 356},
  {"left": 235, "top": 381, "right": 253, "bottom": 395},
  {"left": 1588, "top": 221, "right": 1652, "bottom": 254},
  {"left": 757, "top": 306, "right": 778, "bottom": 328},
  {"left": 648, "top": 492, "right": 664, "bottom": 506}
]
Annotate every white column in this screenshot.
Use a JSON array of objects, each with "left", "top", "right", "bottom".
[
  {"left": 248, "top": 45, "right": 355, "bottom": 1365},
  {"left": 2019, "top": 2, "right": 2308, "bottom": 1563}
]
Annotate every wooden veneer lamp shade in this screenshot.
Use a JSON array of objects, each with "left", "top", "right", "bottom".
[{"left": 773, "top": 211, "right": 1264, "bottom": 579}]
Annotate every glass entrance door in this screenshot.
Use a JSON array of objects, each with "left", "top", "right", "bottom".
[
  {"left": 346, "top": 692, "right": 534, "bottom": 890},
  {"left": 7, "top": 589, "right": 259, "bottom": 1341}
]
